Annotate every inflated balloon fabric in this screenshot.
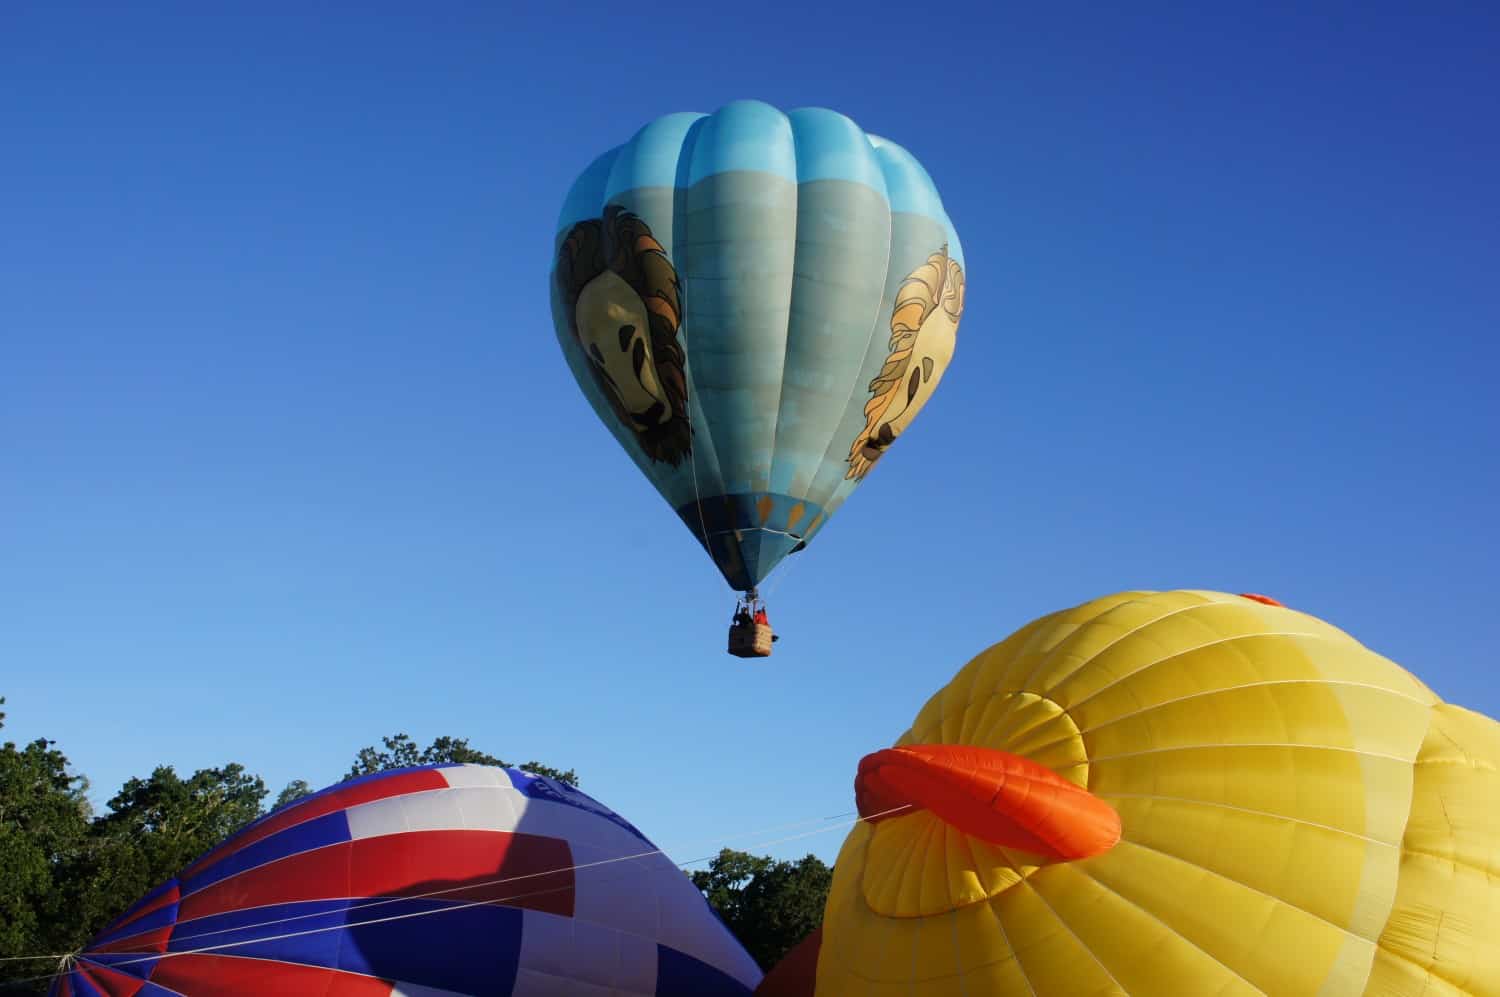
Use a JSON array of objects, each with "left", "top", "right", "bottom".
[
  {"left": 54, "top": 765, "right": 762, "bottom": 996},
  {"left": 812, "top": 590, "right": 1500, "bottom": 996},
  {"left": 551, "top": 100, "right": 965, "bottom": 591}
]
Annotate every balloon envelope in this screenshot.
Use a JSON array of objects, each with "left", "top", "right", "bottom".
[
  {"left": 807, "top": 590, "right": 1500, "bottom": 995},
  {"left": 551, "top": 100, "right": 965, "bottom": 591},
  {"left": 56, "top": 765, "right": 762, "bottom": 996}
]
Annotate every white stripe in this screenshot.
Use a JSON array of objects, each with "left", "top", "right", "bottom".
[
  {"left": 344, "top": 787, "right": 651, "bottom": 861},
  {"left": 389, "top": 983, "right": 472, "bottom": 997},
  {"left": 447, "top": 784, "right": 525, "bottom": 836},
  {"left": 570, "top": 844, "right": 666, "bottom": 935},
  {"left": 514, "top": 908, "right": 657, "bottom": 996},
  {"left": 435, "top": 764, "right": 512, "bottom": 790}
]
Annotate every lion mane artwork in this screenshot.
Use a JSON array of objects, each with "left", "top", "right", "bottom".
[
  {"left": 556, "top": 205, "right": 692, "bottom": 466},
  {"left": 846, "top": 246, "right": 965, "bottom": 480}
]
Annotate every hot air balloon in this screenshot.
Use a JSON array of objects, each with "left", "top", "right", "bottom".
[
  {"left": 550, "top": 100, "right": 965, "bottom": 656},
  {"left": 758, "top": 590, "right": 1500, "bottom": 996},
  {"left": 54, "top": 765, "right": 763, "bottom": 996}
]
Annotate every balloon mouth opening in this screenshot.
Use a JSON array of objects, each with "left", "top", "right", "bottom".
[{"left": 856, "top": 744, "right": 1121, "bottom": 862}]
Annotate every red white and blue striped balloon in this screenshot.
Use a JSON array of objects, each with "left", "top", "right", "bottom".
[{"left": 53, "top": 765, "right": 763, "bottom": 996}]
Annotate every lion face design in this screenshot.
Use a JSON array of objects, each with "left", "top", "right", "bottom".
[
  {"left": 846, "top": 246, "right": 965, "bottom": 480},
  {"left": 557, "top": 206, "right": 691, "bottom": 466}
]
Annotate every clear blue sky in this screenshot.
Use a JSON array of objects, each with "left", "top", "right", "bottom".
[{"left": 3, "top": 3, "right": 1496, "bottom": 871}]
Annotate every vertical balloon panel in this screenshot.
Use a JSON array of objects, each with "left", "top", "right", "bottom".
[
  {"left": 551, "top": 147, "right": 668, "bottom": 495},
  {"left": 600, "top": 112, "right": 730, "bottom": 519},
  {"left": 809, "top": 138, "right": 966, "bottom": 538},
  {"left": 768, "top": 109, "right": 893, "bottom": 555}
]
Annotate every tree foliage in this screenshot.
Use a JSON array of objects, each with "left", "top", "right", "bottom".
[
  {"left": 0, "top": 698, "right": 91, "bottom": 983},
  {"left": 691, "top": 848, "right": 832, "bottom": 971},
  {"left": 49, "top": 763, "right": 268, "bottom": 971},
  {"left": 274, "top": 779, "right": 313, "bottom": 809},
  {"left": 345, "top": 732, "right": 579, "bottom": 787}
]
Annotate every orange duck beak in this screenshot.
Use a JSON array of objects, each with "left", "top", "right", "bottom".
[{"left": 855, "top": 744, "right": 1121, "bottom": 861}]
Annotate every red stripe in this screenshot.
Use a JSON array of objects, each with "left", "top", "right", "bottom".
[
  {"left": 148, "top": 954, "right": 393, "bottom": 996},
  {"left": 183, "top": 770, "right": 450, "bottom": 880},
  {"left": 78, "top": 962, "right": 145, "bottom": 997},
  {"left": 179, "top": 829, "right": 574, "bottom": 921},
  {"left": 56, "top": 976, "right": 73, "bottom": 997},
  {"left": 92, "top": 926, "right": 172, "bottom": 956},
  {"left": 106, "top": 883, "right": 180, "bottom": 935}
]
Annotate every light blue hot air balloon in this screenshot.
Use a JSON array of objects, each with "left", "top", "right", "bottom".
[{"left": 551, "top": 101, "right": 965, "bottom": 652}]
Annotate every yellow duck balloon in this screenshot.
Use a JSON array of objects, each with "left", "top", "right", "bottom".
[{"left": 760, "top": 590, "right": 1499, "bottom": 996}]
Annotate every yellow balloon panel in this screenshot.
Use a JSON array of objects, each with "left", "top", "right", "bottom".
[
  {"left": 1365, "top": 950, "right": 1473, "bottom": 997},
  {"left": 1366, "top": 704, "right": 1500, "bottom": 996},
  {"left": 1088, "top": 746, "right": 1400, "bottom": 834},
  {"left": 1107, "top": 794, "right": 1398, "bottom": 938},
  {"left": 970, "top": 880, "right": 1118, "bottom": 995},
  {"left": 1027, "top": 862, "right": 1264, "bottom": 997},
  {"left": 861, "top": 815, "right": 1038, "bottom": 917},
  {"left": 1086, "top": 838, "right": 1361, "bottom": 995}
]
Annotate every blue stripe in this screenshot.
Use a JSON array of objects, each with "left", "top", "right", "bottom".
[
  {"left": 88, "top": 896, "right": 178, "bottom": 948},
  {"left": 65, "top": 974, "right": 105, "bottom": 997},
  {"left": 169, "top": 898, "right": 352, "bottom": 943},
  {"left": 179, "top": 809, "right": 350, "bottom": 896},
  {"left": 98, "top": 878, "right": 177, "bottom": 936},
  {"left": 349, "top": 899, "right": 522, "bottom": 996},
  {"left": 170, "top": 898, "right": 522, "bottom": 996},
  {"left": 78, "top": 952, "right": 161, "bottom": 980},
  {"left": 56, "top": 965, "right": 180, "bottom": 997},
  {"left": 505, "top": 769, "right": 652, "bottom": 845},
  {"left": 656, "top": 944, "right": 756, "bottom": 996}
]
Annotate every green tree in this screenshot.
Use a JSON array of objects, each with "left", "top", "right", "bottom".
[
  {"left": 0, "top": 698, "right": 92, "bottom": 991},
  {"left": 273, "top": 779, "right": 313, "bottom": 809},
  {"left": 95, "top": 764, "right": 267, "bottom": 881},
  {"left": 57, "top": 763, "right": 269, "bottom": 948},
  {"left": 345, "top": 733, "right": 578, "bottom": 787},
  {"left": 691, "top": 848, "right": 832, "bottom": 971}
]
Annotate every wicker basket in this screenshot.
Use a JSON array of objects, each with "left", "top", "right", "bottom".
[{"left": 728, "top": 622, "right": 774, "bottom": 658}]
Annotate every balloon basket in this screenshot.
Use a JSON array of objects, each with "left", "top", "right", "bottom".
[{"left": 728, "top": 622, "right": 774, "bottom": 658}]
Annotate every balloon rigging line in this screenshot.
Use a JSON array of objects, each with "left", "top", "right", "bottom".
[
  {"left": 145, "top": 805, "right": 891, "bottom": 952},
  {"left": 213, "top": 805, "right": 906, "bottom": 951},
  {"left": 0, "top": 803, "right": 910, "bottom": 987},
  {"left": 760, "top": 530, "right": 804, "bottom": 602},
  {"left": 680, "top": 326, "right": 712, "bottom": 582}
]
